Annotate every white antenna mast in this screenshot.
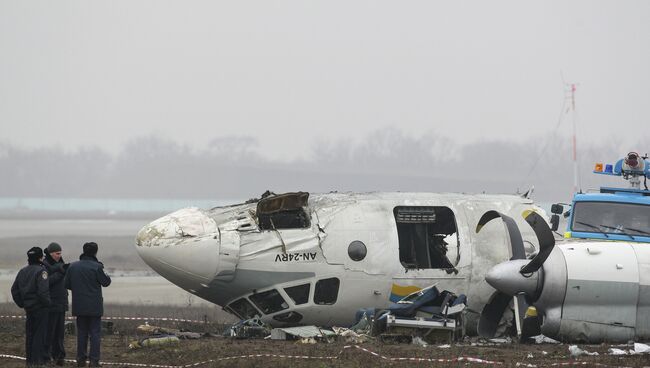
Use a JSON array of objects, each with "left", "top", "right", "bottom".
[
  {"left": 571, "top": 83, "right": 579, "bottom": 193},
  {"left": 562, "top": 79, "right": 581, "bottom": 195}
]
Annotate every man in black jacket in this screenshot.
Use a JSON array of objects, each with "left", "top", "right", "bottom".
[
  {"left": 43, "top": 242, "right": 69, "bottom": 366},
  {"left": 65, "top": 242, "right": 111, "bottom": 368},
  {"left": 11, "top": 246, "right": 51, "bottom": 367}
]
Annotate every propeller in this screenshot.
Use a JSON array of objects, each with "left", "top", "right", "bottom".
[{"left": 475, "top": 210, "right": 555, "bottom": 338}]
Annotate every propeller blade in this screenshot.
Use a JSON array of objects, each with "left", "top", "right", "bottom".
[
  {"left": 478, "top": 291, "right": 512, "bottom": 338},
  {"left": 476, "top": 211, "right": 526, "bottom": 260},
  {"left": 519, "top": 210, "right": 555, "bottom": 274},
  {"left": 513, "top": 294, "right": 528, "bottom": 339}
]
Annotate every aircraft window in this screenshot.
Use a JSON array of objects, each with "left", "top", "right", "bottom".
[
  {"left": 257, "top": 192, "right": 311, "bottom": 230},
  {"left": 249, "top": 289, "right": 289, "bottom": 314},
  {"left": 348, "top": 240, "right": 367, "bottom": 261},
  {"left": 394, "top": 206, "right": 460, "bottom": 270},
  {"left": 284, "top": 283, "right": 310, "bottom": 305},
  {"left": 314, "top": 277, "right": 340, "bottom": 305},
  {"left": 226, "top": 298, "right": 260, "bottom": 320},
  {"left": 273, "top": 311, "right": 303, "bottom": 324}
]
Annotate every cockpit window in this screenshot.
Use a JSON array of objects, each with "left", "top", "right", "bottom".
[
  {"left": 257, "top": 192, "right": 311, "bottom": 230},
  {"left": 394, "top": 206, "right": 460, "bottom": 270},
  {"left": 284, "top": 283, "right": 310, "bottom": 305},
  {"left": 226, "top": 298, "right": 260, "bottom": 319},
  {"left": 314, "top": 277, "right": 340, "bottom": 305},
  {"left": 571, "top": 201, "right": 650, "bottom": 237},
  {"left": 249, "top": 289, "right": 289, "bottom": 314}
]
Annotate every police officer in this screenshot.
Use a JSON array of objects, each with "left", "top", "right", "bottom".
[
  {"left": 11, "top": 246, "right": 51, "bottom": 367},
  {"left": 43, "top": 242, "right": 69, "bottom": 366},
  {"left": 65, "top": 242, "right": 111, "bottom": 368}
]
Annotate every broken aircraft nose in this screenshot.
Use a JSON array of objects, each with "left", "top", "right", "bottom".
[{"left": 135, "top": 207, "right": 222, "bottom": 290}]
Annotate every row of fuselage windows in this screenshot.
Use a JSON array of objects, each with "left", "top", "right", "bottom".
[
  {"left": 260, "top": 205, "right": 460, "bottom": 270},
  {"left": 226, "top": 277, "right": 340, "bottom": 320}
]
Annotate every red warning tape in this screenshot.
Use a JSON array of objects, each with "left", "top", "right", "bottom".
[{"left": 0, "top": 346, "right": 638, "bottom": 368}]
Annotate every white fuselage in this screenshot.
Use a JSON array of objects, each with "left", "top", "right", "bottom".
[
  {"left": 135, "top": 192, "right": 543, "bottom": 329},
  {"left": 534, "top": 240, "right": 650, "bottom": 342}
]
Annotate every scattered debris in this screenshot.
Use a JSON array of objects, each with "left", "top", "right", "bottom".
[
  {"left": 129, "top": 335, "right": 180, "bottom": 349},
  {"left": 608, "top": 348, "right": 628, "bottom": 355},
  {"left": 488, "top": 337, "right": 511, "bottom": 344},
  {"left": 411, "top": 336, "right": 429, "bottom": 347},
  {"left": 568, "top": 345, "right": 599, "bottom": 357},
  {"left": 270, "top": 326, "right": 336, "bottom": 341},
  {"left": 228, "top": 317, "right": 270, "bottom": 339},
  {"left": 331, "top": 327, "right": 370, "bottom": 344},
  {"left": 135, "top": 323, "right": 203, "bottom": 340},
  {"left": 137, "top": 322, "right": 177, "bottom": 335},
  {"left": 176, "top": 331, "right": 202, "bottom": 339},
  {"left": 531, "top": 335, "right": 560, "bottom": 344},
  {"left": 369, "top": 285, "right": 467, "bottom": 344},
  {"left": 634, "top": 342, "right": 650, "bottom": 354}
]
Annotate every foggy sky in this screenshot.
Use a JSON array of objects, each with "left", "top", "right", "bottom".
[
  {"left": 1, "top": 1, "right": 649, "bottom": 161},
  {"left": 0, "top": 133, "right": 641, "bottom": 202}
]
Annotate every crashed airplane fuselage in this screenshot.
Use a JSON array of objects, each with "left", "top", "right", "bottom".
[{"left": 135, "top": 191, "right": 543, "bottom": 332}]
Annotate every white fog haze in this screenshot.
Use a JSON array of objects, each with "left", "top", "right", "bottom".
[
  {"left": 0, "top": 1, "right": 648, "bottom": 265},
  {"left": 1, "top": 1, "right": 649, "bottom": 162}
]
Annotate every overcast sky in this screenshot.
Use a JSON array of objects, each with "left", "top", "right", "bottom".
[{"left": 1, "top": 1, "right": 649, "bottom": 160}]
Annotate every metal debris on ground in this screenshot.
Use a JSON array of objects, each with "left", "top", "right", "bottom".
[
  {"left": 531, "top": 334, "right": 560, "bottom": 344},
  {"left": 136, "top": 323, "right": 203, "bottom": 340},
  {"left": 270, "top": 326, "right": 336, "bottom": 341},
  {"left": 568, "top": 345, "right": 599, "bottom": 357},
  {"left": 608, "top": 348, "right": 628, "bottom": 355},
  {"left": 129, "top": 335, "right": 180, "bottom": 349},
  {"left": 367, "top": 285, "right": 467, "bottom": 344},
  {"left": 331, "top": 326, "right": 370, "bottom": 344},
  {"left": 634, "top": 342, "right": 650, "bottom": 354},
  {"left": 228, "top": 317, "right": 270, "bottom": 339},
  {"left": 411, "top": 336, "right": 428, "bottom": 347},
  {"left": 488, "top": 337, "right": 511, "bottom": 344}
]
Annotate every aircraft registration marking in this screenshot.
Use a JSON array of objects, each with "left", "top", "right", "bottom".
[{"left": 274, "top": 252, "right": 318, "bottom": 262}]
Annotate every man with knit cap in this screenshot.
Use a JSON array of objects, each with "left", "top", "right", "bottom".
[
  {"left": 11, "top": 246, "right": 51, "bottom": 367},
  {"left": 43, "top": 242, "right": 69, "bottom": 366},
  {"left": 65, "top": 242, "right": 111, "bottom": 367}
]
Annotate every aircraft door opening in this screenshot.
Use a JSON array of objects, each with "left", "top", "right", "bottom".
[{"left": 393, "top": 206, "right": 460, "bottom": 271}]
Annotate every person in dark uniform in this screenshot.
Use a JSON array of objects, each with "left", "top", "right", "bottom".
[
  {"left": 42, "top": 242, "right": 69, "bottom": 366},
  {"left": 64, "top": 242, "right": 111, "bottom": 368},
  {"left": 11, "top": 246, "right": 51, "bottom": 367}
]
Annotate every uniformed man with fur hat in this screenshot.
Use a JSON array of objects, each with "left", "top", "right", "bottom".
[
  {"left": 65, "top": 242, "right": 111, "bottom": 367},
  {"left": 11, "top": 246, "right": 51, "bottom": 367},
  {"left": 43, "top": 242, "right": 69, "bottom": 366}
]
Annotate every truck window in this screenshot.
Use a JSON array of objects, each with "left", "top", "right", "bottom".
[{"left": 572, "top": 201, "right": 650, "bottom": 237}]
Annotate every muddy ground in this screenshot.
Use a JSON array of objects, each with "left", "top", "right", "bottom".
[{"left": 1, "top": 304, "right": 649, "bottom": 368}]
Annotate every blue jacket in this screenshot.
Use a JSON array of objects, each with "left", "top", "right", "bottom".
[{"left": 64, "top": 254, "right": 111, "bottom": 317}]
